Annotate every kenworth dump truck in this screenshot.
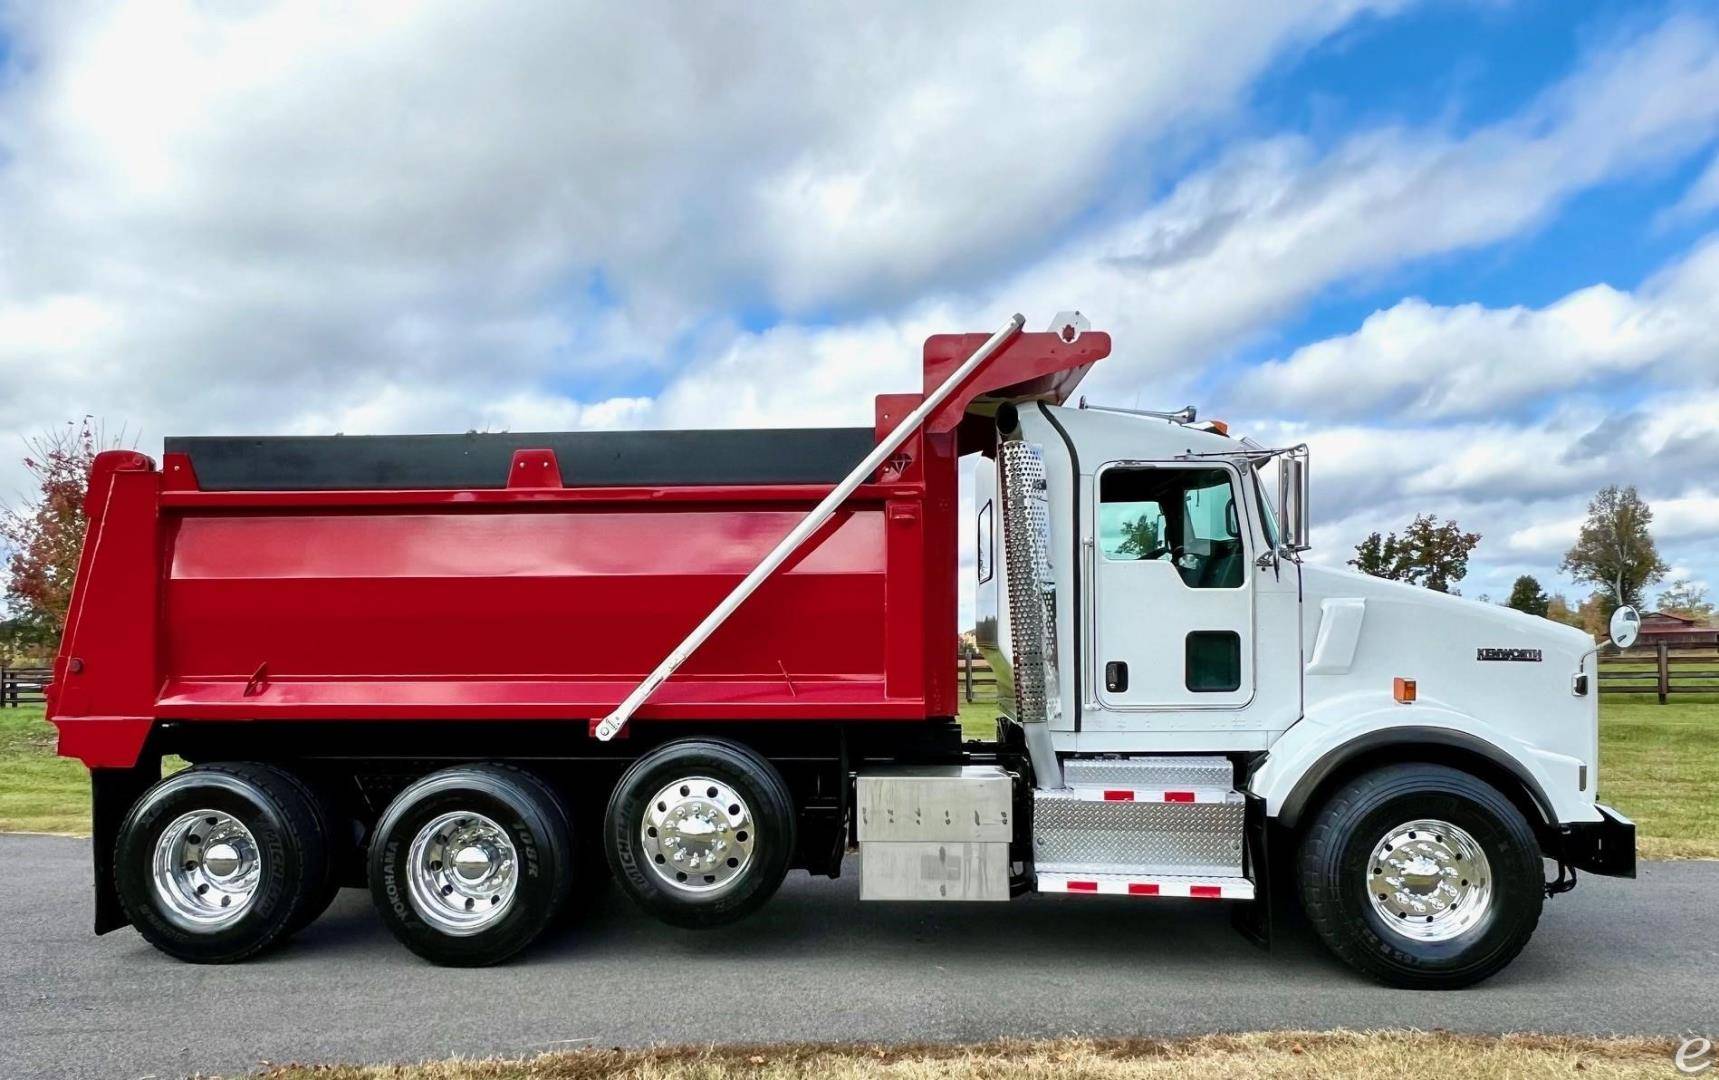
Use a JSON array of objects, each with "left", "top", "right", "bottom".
[{"left": 49, "top": 314, "right": 1635, "bottom": 987}]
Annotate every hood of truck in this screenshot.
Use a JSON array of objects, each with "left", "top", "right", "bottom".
[{"left": 1297, "top": 563, "right": 1600, "bottom": 796}]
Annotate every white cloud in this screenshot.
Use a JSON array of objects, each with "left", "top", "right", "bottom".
[
  {"left": 1651, "top": 492, "right": 1719, "bottom": 545},
  {"left": 565, "top": 14, "right": 1719, "bottom": 450},
  {"left": 0, "top": 0, "right": 1416, "bottom": 469},
  {"left": 1071, "top": 11, "right": 1719, "bottom": 394},
  {"left": 1246, "top": 234, "right": 1719, "bottom": 419},
  {"left": 7, "top": 6, "right": 1719, "bottom": 450},
  {"left": 1504, "top": 516, "right": 1585, "bottom": 559}
]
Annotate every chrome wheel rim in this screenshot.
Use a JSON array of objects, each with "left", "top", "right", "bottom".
[
  {"left": 152, "top": 809, "right": 262, "bottom": 932},
  {"left": 1367, "top": 818, "right": 1493, "bottom": 942},
  {"left": 640, "top": 776, "right": 754, "bottom": 894},
  {"left": 406, "top": 811, "right": 519, "bottom": 935}
]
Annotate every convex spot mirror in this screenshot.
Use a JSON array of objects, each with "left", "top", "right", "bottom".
[{"left": 1608, "top": 605, "right": 1641, "bottom": 650}]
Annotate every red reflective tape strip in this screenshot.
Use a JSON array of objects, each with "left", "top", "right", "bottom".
[
  {"left": 1164, "top": 791, "right": 1195, "bottom": 803},
  {"left": 1190, "top": 885, "right": 1222, "bottom": 899},
  {"left": 1067, "top": 880, "right": 1099, "bottom": 892},
  {"left": 1102, "top": 790, "right": 1134, "bottom": 801},
  {"left": 1127, "top": 882, "right": 1160, "bottom": 896}
]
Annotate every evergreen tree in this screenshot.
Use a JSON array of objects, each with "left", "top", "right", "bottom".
[{"left": 1505, "top": 575, "right": 1550, "bottom": 617}]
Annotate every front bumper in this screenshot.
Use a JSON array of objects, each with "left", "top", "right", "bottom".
[{"left": 1556, "top": 803, "right": 1635, "bottom": 878}]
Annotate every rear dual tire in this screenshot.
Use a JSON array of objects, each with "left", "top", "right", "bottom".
[
  {"left": 368, "top": 764, "right": 574, "bottom": 966},
  {"left": 114, "top": 763, "right": 337, "bottom": 964}
]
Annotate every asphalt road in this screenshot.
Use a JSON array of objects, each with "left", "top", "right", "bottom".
[{"left": 3, "top": 835, "right": 1714, "bottom": 1079}]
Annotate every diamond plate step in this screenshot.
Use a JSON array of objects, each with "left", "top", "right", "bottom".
[
  {"left": 1060, "top": 755, "right": 1234, "bottom": 789},
  {"left": 1037, "top": 872, "right": 1254, "bottom": 900},
  {"left": 1067, "top": 785, "right": 1240, "bottom": 805},
  {"left": 1032, "top": 788, "right": 1245, "bottom": 877}
]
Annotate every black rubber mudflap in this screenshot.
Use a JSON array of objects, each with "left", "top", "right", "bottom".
[
  {"left": 90, "top": 763, "right": 160, "bottom": 934},
  {"left": 1230, "top": 792, "right": 1273, "bottom": 949}
]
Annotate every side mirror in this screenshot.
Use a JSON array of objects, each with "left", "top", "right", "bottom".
[
  {"left": 1608, "top": 605, "right": 1641, "bottom": 650},
  {"left": 1276, "top": 447, "right": 1311, "bottom": 552}
]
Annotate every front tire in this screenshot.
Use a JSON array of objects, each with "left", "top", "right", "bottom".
[
  {"left": 368, "top": 764, "right": 573, "bottom": 966},
  {"left": 114, "top": 763, "right": 331, "bottom": 964},
  {"left": 1298, "top": 763, "right": 1544, "bottom": 989},
  {"left": 604, "top": 739, "right": 794, "bottom": 929}
]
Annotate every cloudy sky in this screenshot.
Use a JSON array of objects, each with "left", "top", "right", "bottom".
[{"left": 3, "top": 0, "right": 1718, "bottom": 624}]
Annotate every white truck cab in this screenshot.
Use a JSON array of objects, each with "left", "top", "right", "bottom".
[{"left": 970, "top": 396, "right": 1633, "bottom": 988}]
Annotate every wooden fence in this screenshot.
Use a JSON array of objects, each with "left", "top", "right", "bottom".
[
  {"left": 1596, "top": 644, "right": 1719, "bottom": 705},
  {"left": 0, "top": 666, "right": 50, "bottom": 708},
  {"left": 959, "top": 652, "right": 1000, "bottom": 703}
]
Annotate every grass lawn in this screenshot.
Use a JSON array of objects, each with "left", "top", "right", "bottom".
[
  {"left": 957, "top": 697, "right": 1002, "bottom": 741},
  {"left": 0, "top": 703, "right": 94, "bottom": 834},
  {"left": 5, "top": 697, "right": 1715, "bottom": 856},
  {"left": 241, "top": 1032, "right": 1685, "bottom": 1079},
  {"left": 1594, "top": 694, "right": 1719, "bottom": 859}
]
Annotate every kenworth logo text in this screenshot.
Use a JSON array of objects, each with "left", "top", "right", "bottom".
[{"left": 1476, "top": 648, "right": 1543, "bottom": 662}]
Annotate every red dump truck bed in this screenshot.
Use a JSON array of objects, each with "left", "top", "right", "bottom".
[{"left": 50, "top": 329, "right": 1108, "bottom": 769}]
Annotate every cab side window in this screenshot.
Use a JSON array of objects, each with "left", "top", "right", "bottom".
[{"left": 1098, "top": 466, "right": 1245, "bottom": 589}]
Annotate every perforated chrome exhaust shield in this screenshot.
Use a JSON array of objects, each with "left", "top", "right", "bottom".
[{"left": 998, "top": 441, "right": 1061, "bottom": 730}]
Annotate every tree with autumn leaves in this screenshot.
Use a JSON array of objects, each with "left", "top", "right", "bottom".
[
  {"left": 1559, "top": 485, "right": 1668, "bottom": 618},
  {"left": 1349, "top": 514, "right": 1482, "bottom": 594},
  {"left": 1346, "top": 488, "right": 1677, "bottom": 638},
  {"left": 1, "top": 420, "right": 119, "bottom": 662}
]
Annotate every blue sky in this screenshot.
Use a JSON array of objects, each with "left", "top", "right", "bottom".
[
  {"left": 1242, "top": 3, "right": 1716, "bottom": 341},
  {"left": 2, "top": 1, "right": 1718, "bottom": 624}
]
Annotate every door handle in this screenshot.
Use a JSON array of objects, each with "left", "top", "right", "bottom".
[{"left": 1105, "top": 661, "right": 1129, "bottom": 693}]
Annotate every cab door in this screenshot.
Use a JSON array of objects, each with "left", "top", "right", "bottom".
[{"left": 1091, "top": 462, "right": 1254, "bottom": 710}]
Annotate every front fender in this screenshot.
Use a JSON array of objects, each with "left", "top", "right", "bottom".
[{"left": 1252, "top": 691, "right": 1599, "bottom": 828}]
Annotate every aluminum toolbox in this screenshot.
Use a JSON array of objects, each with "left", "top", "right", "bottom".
[{"left": 856, "top": 765, "right": 1012, "bottom": 901}]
